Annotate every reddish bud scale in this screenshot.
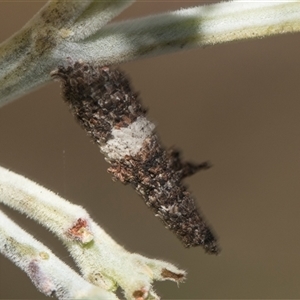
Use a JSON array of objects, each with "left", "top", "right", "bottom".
[{"left": 51, "top": 61, "right": 219, "bottom": 254}]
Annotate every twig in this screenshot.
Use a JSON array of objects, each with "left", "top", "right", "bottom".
[
  {"left": 0, "top": 210, "right": 119, "bottom": 300},
  {"left": 1, "top": 1, "right": 300, "bottom": 106},
  {"left": 0, "top": 166, "right": 186, "bottom": 300}
]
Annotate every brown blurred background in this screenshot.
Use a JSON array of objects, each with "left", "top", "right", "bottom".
[{"left": 1, "top": 1, "right": 300, "bottom": 299}]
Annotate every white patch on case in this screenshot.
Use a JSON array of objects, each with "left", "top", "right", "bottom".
[{"left": 100, "top": 116, "right": 155, "bottom": 161}]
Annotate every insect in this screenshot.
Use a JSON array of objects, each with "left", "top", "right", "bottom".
[{"left": 52, "top": 61, "right": 219, "bottom": 254}]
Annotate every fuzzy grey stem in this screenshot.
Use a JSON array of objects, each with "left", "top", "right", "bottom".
[
  {"left": 0, "top": 210, "right": 119, "bottom": 300},
  {"left": 57, "top": 2, "right": 300, "bottom": 65},
  {"left": 0, "top": 0, "right": 135, "bottom": 107},
  {"left": 1, "top": 1, "right": 300, "bottom": 106}
]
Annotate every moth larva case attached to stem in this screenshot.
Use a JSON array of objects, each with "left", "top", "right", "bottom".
[{"left": 51, "top": 61, "right": 219, "bottom": 254}]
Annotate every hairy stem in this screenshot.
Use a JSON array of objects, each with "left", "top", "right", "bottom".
[
  {"left": 0, "top": 166, "right": 185, "bottom": 299},
  {"left": 0, "top": 210, "right": 119, "bottom": 300},
  {"left": 1, "top": 1, "right": 300, "bottom": 106}
]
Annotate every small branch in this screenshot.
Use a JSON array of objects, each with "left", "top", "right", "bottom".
[
  {"left": 0, "top": 0, "right": 135, "bottom": 107},
  {"left": 0, "top": 209, "right": 119, "bottom": 300},
  {"left": 69, "top": 0, "right": 135, "bottom": 41},
  {"left": 71, "top": 1, "right": 300, "bottom": 65},
  {"left": 0, "top": 166, "right": 186, "bottom": 299},
  {"left": 1, "top": 1, "right": 300, "bottom": 106}
]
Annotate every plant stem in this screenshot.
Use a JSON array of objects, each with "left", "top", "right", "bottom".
[
  {"left": 0, "top": 210, "right": 119, "bottom": 300},
  {"left": 1, "top": 1, "right": 300, "bottom": 106}
]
